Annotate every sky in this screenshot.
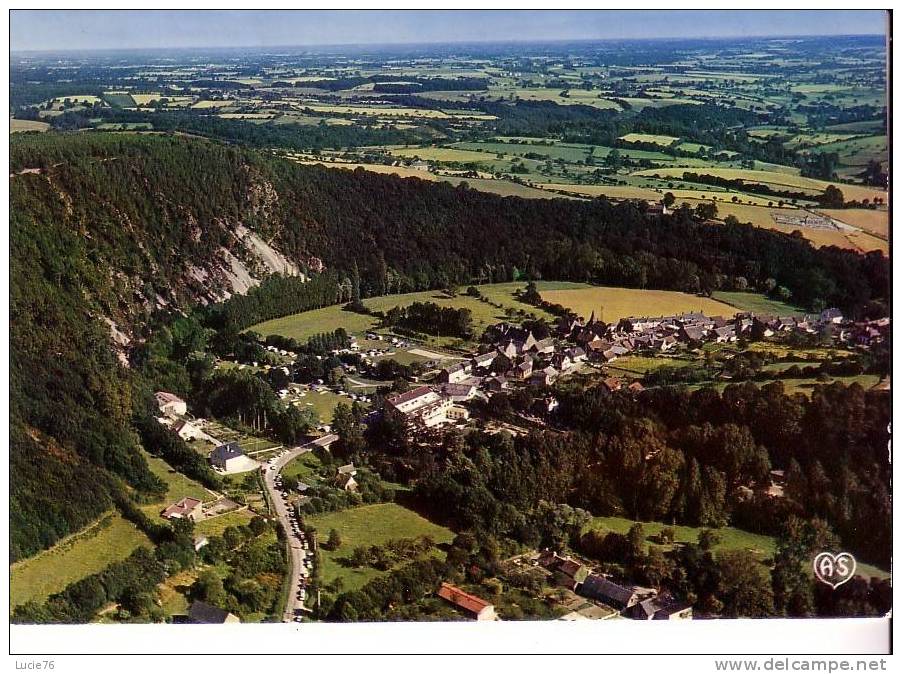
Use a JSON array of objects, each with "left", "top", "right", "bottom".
[{"left": 10, "top": 9, "right": 888, "bottom": 53}]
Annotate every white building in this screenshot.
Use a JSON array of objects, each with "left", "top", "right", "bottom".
[
  {"left": 384, "top": 385, "right": 453, "bottom": 428},
  {"left": 155, "top": 391, "right": 187, "bottom": 417}
]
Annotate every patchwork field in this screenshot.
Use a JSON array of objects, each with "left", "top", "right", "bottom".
[
  {"left": 10, "top": 512, "right": 152, "bottom": 609},
  {"left": 540, "top": 285, "right": 738, "bottom": 323},
  {"left": 306, "top": 503, "right": 453, "bottom": 592},
  {"left": 632, "top": 167, "right": 887, "bottom": 203}
]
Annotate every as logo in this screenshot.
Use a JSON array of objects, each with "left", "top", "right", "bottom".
[{"left": 813, "top": 552, "right": 856, "bottom": 589}]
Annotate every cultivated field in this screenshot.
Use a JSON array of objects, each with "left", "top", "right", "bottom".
[
  {"left": 538, "top": 183, "right": 660, "bottom": 200},
  {"left": 619, "top": 132, "right": 680, "bottom": 146},
  {"left": 540, "top": 285, "right": 738, "bottom": 323},
  {"left": 10, "top": 512, "right": 152, "bottom": 609},
  {"left": 306, "top": 503, "right": 453, "bottom": 591},
  {"left": 10, "top": 119, "right": 50, "bottom": 133},
  {"left": 817, "top": 208, "right": 889, "bottom": 239}
]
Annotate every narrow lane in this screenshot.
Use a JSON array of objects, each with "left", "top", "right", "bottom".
[{"left": 262, "top": 444, "right": 313, "bottom": 622}]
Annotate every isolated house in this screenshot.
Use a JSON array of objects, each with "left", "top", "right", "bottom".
[
  {"left": 334, "top": 474, "right": 358, "bottom": 492},
  {"left": 436, "top": 582, "right": 498, "bottom": 621},
  {"left": 162, "top": 497, "right": 203, "bottom": 521},
  {"left": 155, "top": 391, "right": 187, "bottom": 417}
]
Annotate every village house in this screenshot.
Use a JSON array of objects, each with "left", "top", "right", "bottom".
[
  {"left": 187, "top": 600, "right": 240, "bottom": 624},
  {"left": 530, "top": 337, "right": 556, "bottom": 355},
  {"left": 510, "top": 358, "right": 534, "bottom": 380},
  {"left": 155, "top": 391, "right": 187, "bottom": 418},
  {"left": 484, "top": 376, "right": 509, "bottom": 392},
  {"left": 447, "top": 405, "right": 470, "bottom": 422},
  {"left": 438, "top": 382, "right": 477, "bottom": 402},
  {"left": 436, "top": 582, "right": 498, "bottom": 621},
  {"left": 437, "top": 361, "right": 471, "bottom": 384},
  {"left": 162, "top": 496, "right": 203, "bottom": 522},
  {"left": 209, "top": 441, "right": 247, "bottom": 472},
  {"left": 471, "top": 351, "right": 497, "bottom": 373},
  {"left": 627, "top": 597, "right": 693, "bottom": 620},
  {"left": 384, "top": 385, "right": 453, "bottom": 427},
  {"left": 529, "top": 366, "right": 559, "bottom": 387}
]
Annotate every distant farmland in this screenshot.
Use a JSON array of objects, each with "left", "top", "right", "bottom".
[{"left": 10, "top": 119, "right": 50, "bottom": 133}]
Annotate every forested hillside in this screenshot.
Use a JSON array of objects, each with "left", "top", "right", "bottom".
[{"left": 9, "top": 132, "right": 889, "bottom": 562}]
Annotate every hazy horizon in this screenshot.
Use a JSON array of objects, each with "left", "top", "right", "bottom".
[{"left": 11, "top": 9, "right": 887, "bottom": 53}]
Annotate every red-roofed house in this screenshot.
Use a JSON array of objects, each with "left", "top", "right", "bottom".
[
  {"left": 436, "top": 582, "right": 498, "bottom": 621},
  {"left": 161, "top": 497, "right": 203, "bottom": 521}
]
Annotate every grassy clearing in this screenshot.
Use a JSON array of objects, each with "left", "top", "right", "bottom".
[
  {"left": 306, "top": 503, "right": 454, "bottom": 591},
  {"left": 293, "top": 388, "right": 348, "bottom": 422},
  {"left": 251, "top": 305, "right": 378, "bottom": 343},
  {"left": 606, "top": 355, "right": 693, "bottom": 376},
  {"left": 585, "top": 515, "right": 776, "bottom": 560},
  {"left": 281, "top": 451, "right": 324, "bottom": 483},
  {"left": 541, "top": 286, "right": 737, "bottom": 323},
  {"left": 195, "top": 509, "right": 254, "bottom": 536},
  {"left": 10, "top": 119, "right": 50, "bottom": 133},
  {"left": 139, "top": 452, "right": 212, "bottom": 522},
  {"left": 10, "top": 512, "right": 152, "bottom": 609},
  {"left": 712, "top": 292, "right": 806, "bottom": 317}
]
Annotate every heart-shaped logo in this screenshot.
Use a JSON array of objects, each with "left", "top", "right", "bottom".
[{"left": 813, "top": 552, "right": 857, "bottom": 589}]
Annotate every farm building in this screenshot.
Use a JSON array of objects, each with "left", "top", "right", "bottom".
[{"left": 436, "top": 582, "right": 498, "bottom": 621}]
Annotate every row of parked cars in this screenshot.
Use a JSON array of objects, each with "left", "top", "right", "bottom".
[{"left": 273, "top": 466, "right": 314, "bottom": 623}]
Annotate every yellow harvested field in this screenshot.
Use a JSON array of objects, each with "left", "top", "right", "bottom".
[
  {"left": 292, "top": 160, "right": 442, "bottom": 180},
  {"left": 632, "top": 167, "right": 887, "bottom": 203},
  {"left": 541, "top": 286, "right": 738, "bottom": 323},
  {"left": 538, "top": 184, "right": 660, "bottom": 200},
  {"left": 10, "top": 118, "right": 50, "bottom": 133},
  {"left": 619, "top": 132, "right": 680, "bottom": 146},
  {"left": 131, "top": 93, "right": 164, "bottom": 105},
  {"left": 191, "top": 100, "right": 235, "bottom": 109},
  {"left": 843, "top": 230, "right": 888, "bottom": 254},
  {"left": 817, "top": 209, "right": 889, "bottom": 239}
]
